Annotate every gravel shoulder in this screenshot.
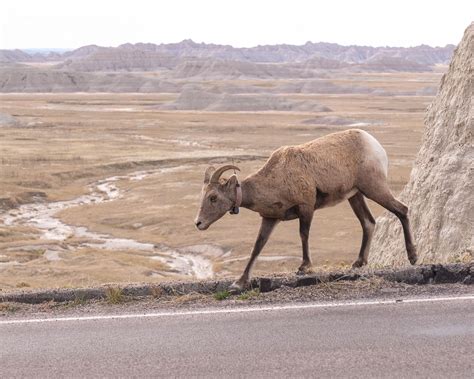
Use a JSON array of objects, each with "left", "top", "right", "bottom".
[{"left": 1, "top": 277, "right": 472, "bottom": 321}]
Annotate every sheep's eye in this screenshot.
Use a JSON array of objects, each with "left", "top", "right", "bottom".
[{"left": 210, "top": 195, "right": 217, "bottom": 203}]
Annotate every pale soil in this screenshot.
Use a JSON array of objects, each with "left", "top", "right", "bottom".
[{"left": 0, "top": 71, "right": 444, "bottom": 289}]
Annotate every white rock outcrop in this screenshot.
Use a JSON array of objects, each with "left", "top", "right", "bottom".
[{"left": 370, "top": 23, "right": 473, "bottom": 266}]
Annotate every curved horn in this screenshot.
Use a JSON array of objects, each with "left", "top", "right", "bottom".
[
  {"left": 210, "top": 165, "right": 240, "bottom": 183},
  {"left": 204, "top": 166, "right": 215, "bottom": 183}
]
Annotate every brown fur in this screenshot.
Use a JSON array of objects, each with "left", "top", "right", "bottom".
[
  {"left": 195, "top": 129, "right": 417, "bottom": 291},
  {"left": 244, "top": 129, "right": 364, "bottom": 217}
]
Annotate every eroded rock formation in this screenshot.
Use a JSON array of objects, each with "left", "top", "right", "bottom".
[{"left": 370, "top": 23, "right": 473, "bottom": 266}]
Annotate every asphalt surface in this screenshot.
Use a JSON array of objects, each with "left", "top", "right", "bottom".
[{"left": 1, "top": 297, "right": 473, "bottom": 378}]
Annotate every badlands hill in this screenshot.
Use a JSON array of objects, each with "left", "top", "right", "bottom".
[
  {"left": 2, "top": 39, "right": 454, "bottom": 65},
  {"left": 158, "top": 84, "right": 332, "bottom": 112},
  {"left": 0, "top": 40, "right": 453, "bottom": 92},
  {"left": 0, "top": 49, "right": 34, "bottom": 63},
  {"left": 370, "top": 23, "right": 473, "bottom": 266},
  {"left": 34, "top": 42, "right": 447, "bottom": 74},
  {"left": 0, "top": 65, "right": 179, "bottom": 93}
]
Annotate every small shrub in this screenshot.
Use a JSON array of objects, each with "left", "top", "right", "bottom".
[
  {"left": 16, "top": 282, "right": 30, "bottom": 288},
  {"left": 213, "top": 290, "right": 231, "bottom": 301},
  {"left": 105, "top": 287, "right": 125, "bottom": 304}
]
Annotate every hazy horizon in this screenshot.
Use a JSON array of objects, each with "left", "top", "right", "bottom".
[
  {"left": 15, "top": 38, "right": 458, "bottom": 53},
  {"left": 1, "top": 0, "right": 472, "bottom": 50}
]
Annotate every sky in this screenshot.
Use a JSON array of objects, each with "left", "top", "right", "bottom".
[{"left": 0, "top": 0, "right": 472, "bottom": 49}]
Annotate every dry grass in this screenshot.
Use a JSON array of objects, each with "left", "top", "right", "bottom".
[
  {"left": 0, "top": 302, "right": 19, "bottom": 313},
  {"left": 449, "top": 251, "right": 473, "bottom": 264},
  {"left": 291, "top": 276, "right": 394, "bottom": 299},
  {"left": 213, "top": 290, "right": 231, "bottom": 301},
  {"left": 0, "top": 71, "right": 442, "bottom": 289},
  {"left": 105, "top": 287, "right": 125, "bottom": 304},
  {"left": 15, "top": 282, "right": 30, "bottom": 288},
  {"left": 150, "top": 286, "right": 165, "bottom": 298},
  {"left": 237, "top": 289, "right": 260, "bottom": 300},
  {"left": 73, "top": 293, "right": 87, "bottom": 306},
  {"left": 174, "top": 292, "right": 207, "bottom": 304}
]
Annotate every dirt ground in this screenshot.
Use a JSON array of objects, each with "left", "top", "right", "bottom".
[{"left": 0, "top": 71, "right": 444, "bottom": 289}]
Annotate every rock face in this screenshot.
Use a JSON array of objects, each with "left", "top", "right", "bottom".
[{"left": 370, "top": 23, "right": 473, "bottom": 266}]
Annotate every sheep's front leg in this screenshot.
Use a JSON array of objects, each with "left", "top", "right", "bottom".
[
  {"left": 230, "top": 217, "right": 279, "bottom": 292},
  {"left": 297, "top": 205, "right": 314, "bottom": 275}
]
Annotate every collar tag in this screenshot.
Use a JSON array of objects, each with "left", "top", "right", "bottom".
[{"left": 229, "top": 179, "right": 242, "bottom": 215}]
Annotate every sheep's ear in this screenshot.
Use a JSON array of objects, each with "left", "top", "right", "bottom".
[{"left": 204, "top": 166, "right": 215, "bottom": 184}]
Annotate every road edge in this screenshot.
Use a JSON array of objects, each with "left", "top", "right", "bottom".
[{"left": 1, "top": 262, "right": 472, "bottom": 304}]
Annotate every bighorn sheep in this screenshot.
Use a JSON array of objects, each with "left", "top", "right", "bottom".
[{"left": 195, "top": 129, "right": 417, "bottom": 291}]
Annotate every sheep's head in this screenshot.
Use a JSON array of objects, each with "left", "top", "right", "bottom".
[{"left": 195, "top": 165, "right": 240, "bottom": 230}]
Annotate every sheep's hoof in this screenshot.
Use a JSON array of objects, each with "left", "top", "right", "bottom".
[
  {"left": 352, "top": 259, "right": 367, "bottom": 268},
  {"left": 229, "top": 280, "right": 250, "bottom": 294},
  {"left": 296, "top": 265, "right": 314, "bottom": 276},
  {"left": 408, "top": 254, "right": 418, "bottom": 265}
]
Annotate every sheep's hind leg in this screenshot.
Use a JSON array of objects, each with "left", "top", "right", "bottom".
[
  {"left": 360, "top": 181, "right": 417, "bottom": 265},
  {"left": 230, "top": 217, "right": 279, "bottom": 293},
  {"left": 348, "top": 192, "right": 376, "bottom": 268},
  {"left": 296, "top": 205, "right": 314, "bottom": 275}
]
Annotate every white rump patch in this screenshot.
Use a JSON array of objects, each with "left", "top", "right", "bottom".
[{"left": 360, "top": 130, "right": 388, "bottom": 176}]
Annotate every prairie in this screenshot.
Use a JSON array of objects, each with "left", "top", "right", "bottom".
[{"left": 0, "top": 70, "right": 443, "bottom": 289}]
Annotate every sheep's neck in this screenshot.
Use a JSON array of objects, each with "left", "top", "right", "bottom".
[
  {"left": 240, "top": 178, "right": 258, "bottom": 211},
  {"left": 240, "top": 175, "right": 292, "bottom": 219}
]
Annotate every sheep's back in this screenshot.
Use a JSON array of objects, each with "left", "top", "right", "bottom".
[{"left": 256, "top": 129, "right": 365, "bottom": 199}]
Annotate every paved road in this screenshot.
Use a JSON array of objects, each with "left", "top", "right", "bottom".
[{"left": 1, "top": 297, "right": 473, "bottom": 378}]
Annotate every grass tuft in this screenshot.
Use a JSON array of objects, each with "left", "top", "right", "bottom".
[
  {"left": 73, "top": 293, "right": 87, "bottom": 306},
  {"left": 150, "top": 287, "right": 164, "bottom": 298},
  {"left": 105, "top": 286, "right": 125, "bottom": 304},
  {"left": 237, "top": 289, "right": 260, "bottom": 301},
  {"left": 213, "top": 290, "right": 231, "bottom": 301},
  {"left": 175, "top": 292, "right": 206, "bottom": 304},
  {"left": 0, "top": 303, "right": 19, "bottom": 313}
]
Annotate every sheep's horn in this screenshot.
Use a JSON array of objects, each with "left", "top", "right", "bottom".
[
  {"left": 204, "top": 166, "right": 215, "bottom": 183},
  {"left": 210, "top": 165, "right": 240, "bottom": 183}
]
